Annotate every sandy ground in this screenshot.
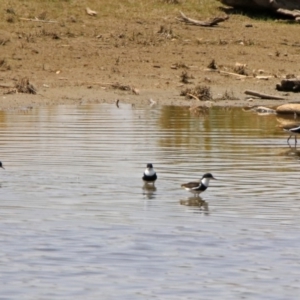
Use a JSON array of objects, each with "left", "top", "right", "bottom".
[{"left": 1, "top": 5, "right": 300, "bottom": 110}]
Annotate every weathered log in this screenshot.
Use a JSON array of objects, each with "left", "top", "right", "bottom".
[
  {"left": 219, "top": 0, "right": 300, "bottom": 10},
  {"left": 19, "top": 17, "right": 58, "bottom": 23},
  {"left": 256, "top": 75, "right": 273, "bottom": 80},
  {"left": 272, "top": 0, "right": 300, "bottom": 10},
  {"left": 276, "top": 79, "right": 300, "bottom": 92},
  {"left": 177, "top": 11, "right": 229, "bottom": 27},
  {"left": 219, "top": 0, "right": 267, "bottom": 9},
  {"left": 277, "top": 8, "right": 300, "bottom": 21},
  {"left": 276, "top": 103, "right": 300, "bottom": 114},
  {"left": 277, "top": 8, "right": 300, "bottom": 18},
  {"left": 219, "top": 70, "right": 248, "bottom": 79},
  {"left": 244, "top": 89, "right": 285, "bottom": 100}
]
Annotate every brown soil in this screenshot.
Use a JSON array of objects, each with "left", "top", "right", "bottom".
[{"left": 1, "top": 4, "right": 300, "bottom": 110}]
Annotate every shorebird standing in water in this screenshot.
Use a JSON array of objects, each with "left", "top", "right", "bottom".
[
  {"left": 142, "top": 163, "right": 157, "bottom": 184},
  {"left": 181, "top": 173, "right": 216, "bottom": 196},
  {"left": 283, "top": 124, "right": 300, "bottom": 145}
]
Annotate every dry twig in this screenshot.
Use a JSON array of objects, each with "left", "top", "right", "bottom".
[
  {"left": 86, "top": 7, "right": 97, "bottom": 16},
  {"left": 244, "top": 90, "right": 285, "bottom": 100},
  {"left": 19, "top": 17, "right": 57, "bottom": 23},
  {"left": 177, "top": 11, "right": 229, "bottom": 27}
]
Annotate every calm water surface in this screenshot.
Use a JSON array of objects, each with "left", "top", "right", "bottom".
[{"left": 0, "top": 104, "right": 300, "bottom": 299}]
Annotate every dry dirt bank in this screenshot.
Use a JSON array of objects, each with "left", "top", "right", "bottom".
[{"left": 1, "top": 2, "right": 300, "bottom": 110}]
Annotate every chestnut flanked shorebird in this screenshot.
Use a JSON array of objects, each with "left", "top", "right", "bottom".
[
  {"left": 283, "top": 124, "right": 300, "bottom": 145},
  {"left": 142, "top": 163, "right": 157, "bottom": 184},
  {"left": 181, "top": 173, "right": 216, "bottom": 196},
  {"left": 0, "top": 161, "right": 4, "bottom": 169}
]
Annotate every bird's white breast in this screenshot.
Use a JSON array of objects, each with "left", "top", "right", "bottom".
[
  {"left": 201, "top": 177, "right": 211, "bottom": 187},
  {"left": 145, "top": 168, "right": 155, "bottom": 176}
]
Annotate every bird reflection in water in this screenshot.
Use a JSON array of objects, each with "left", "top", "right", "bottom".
[
  {"left": 279, "top": 146, "right": 300, "bottom": 159},
  {"left": 142, "top": 183, "right": 157, "bottom": 199},
  {"left": 180, "top": 196, "right": 209, "bottom": 212}
]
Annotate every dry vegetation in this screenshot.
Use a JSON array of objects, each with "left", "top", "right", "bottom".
[{"left": 181, "top": 85, "right": 212, "bottom": 101}]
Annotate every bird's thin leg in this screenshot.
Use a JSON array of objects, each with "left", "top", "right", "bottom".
[
  {"left": 287, "top": 135, "right": 292, "bottom": 144},
  {"left": 296, "top": 135, "right": 297, "bottom": 147}
]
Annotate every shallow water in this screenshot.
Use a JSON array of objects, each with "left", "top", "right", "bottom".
[{"left": 0, "top": 104, "right": 300, "bottom": 299}]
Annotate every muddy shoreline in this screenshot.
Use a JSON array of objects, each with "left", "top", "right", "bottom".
[{"left": 1, "top": 85, "right": 295, "bottom": 111}]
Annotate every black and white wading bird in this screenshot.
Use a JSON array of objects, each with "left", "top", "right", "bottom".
[
  {"left": 181, "top": 173, "right": 216, "bottom": 196},
  {"left": 0, "top": 162, "right": 4, "bottom": 169},
  {"left": 283, "top": 124, "right": 300, "bottom": 145},
  {"left": 142, "top": 163, "right": 157, "bottom": 184}
]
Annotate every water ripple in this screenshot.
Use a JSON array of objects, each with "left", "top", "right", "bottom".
[{"left": 0, "top": 104, "right": 299, "bottom": 299}]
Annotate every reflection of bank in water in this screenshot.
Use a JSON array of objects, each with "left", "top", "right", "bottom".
[
  {"left": 180, "top": 197, "right": 209, "bottom": 211},
  {"left": 142, "top": 183, "right": 157, "bottom": 199}
]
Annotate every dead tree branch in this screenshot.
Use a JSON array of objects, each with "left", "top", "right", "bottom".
[
  {"left": 277, "top": 8, "right": 300, "bottom": 21},
  {"left": 244, "top": 90, "right": 285, "bottom": 100},
  {"left": 19, "top": 17, "right": 58, "bottom": 23},
  {"left": 177, "top": 11, "right": 229, "bottom": 27}
]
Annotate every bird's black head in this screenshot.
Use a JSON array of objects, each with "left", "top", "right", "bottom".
[
  {"left": 0, "top": 161, "right": 4, "bottom": 169},
  {"left": 202, "top": 173, "right": 215, "bottom": 180},
  {"left": 146, "top": 163, "right": 153, "bottom": 168}
]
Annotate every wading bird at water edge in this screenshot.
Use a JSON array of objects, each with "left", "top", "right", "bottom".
[
  {"left": 282, "top": 124, "right": 300, "bottom": 145},
  {"left": 142, "top": 163, "right": 157, "bottom": 184},
  {"left": 181, "top": 173, "right": 216, "bottom": 196}
]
